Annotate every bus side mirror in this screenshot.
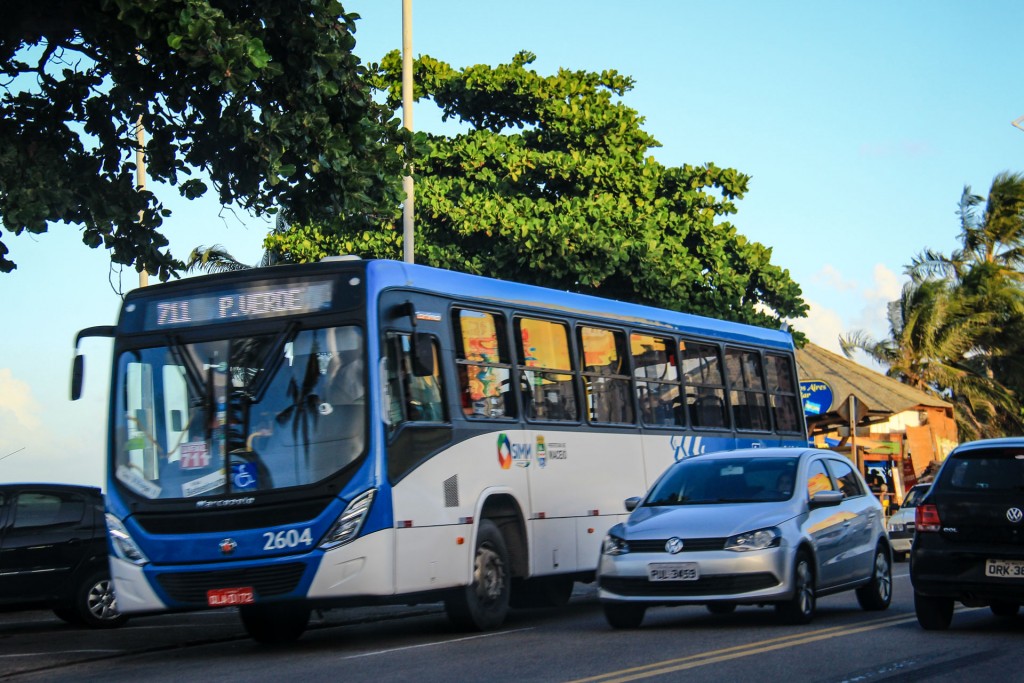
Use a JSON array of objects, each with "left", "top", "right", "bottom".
[
  {"left": 71, "top": 354, "right": 85, "bottom": 401},
  {"left": 411, "top": 332, "right": 434, "bottom": 377}
]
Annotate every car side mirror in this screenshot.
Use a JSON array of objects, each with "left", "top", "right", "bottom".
[
  {"left": 809, "top": 490, "right": 844, "bottom": 509},
  {"left": 624, "top": 496, "right": 642, "bottom": 512}
]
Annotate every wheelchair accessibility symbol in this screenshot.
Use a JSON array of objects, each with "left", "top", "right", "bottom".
[{"left": 231, "top": 461, "right": 259, "bottom": 491}]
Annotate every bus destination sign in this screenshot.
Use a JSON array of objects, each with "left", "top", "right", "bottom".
[{"left": 142, "top": 281, "right": 334, "bottom": 329}]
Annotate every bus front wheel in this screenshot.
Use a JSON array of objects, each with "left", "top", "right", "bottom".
[
  {"left": 445, "top": 519, "right": 510, "bottom": 631},
  {"left": 239, "top": 603, "right": 310, "bottom": 644}
]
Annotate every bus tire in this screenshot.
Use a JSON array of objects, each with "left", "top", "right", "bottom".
[
  {"left": 510, "top": 576, "right": 574, "bottom": 608},
  {"left": 239, "top": 603, "right": 310, "bottom": 644},
  {"left": 445, "top": 519, "right": 510, "bottom": 631}
]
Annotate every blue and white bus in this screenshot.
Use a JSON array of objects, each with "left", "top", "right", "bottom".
[{"left": 72, "top": 257, "right": 806, "bottom": 642}]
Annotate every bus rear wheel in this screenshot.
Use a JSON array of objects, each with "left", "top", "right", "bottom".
[
  {"left": 239, "top": 603, "right": 310, "bottom": 644},
  {"left": 510, "top": 576, "right": 574, "bottom": 608},
  {"left": 445, "top": 519, "right": 510, "bottom": 631}
]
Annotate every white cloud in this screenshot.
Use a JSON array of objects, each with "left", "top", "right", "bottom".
[
  {"left": 794, "top": 299, "right": 846, "bottom": 354},
  {"left": 0, "top": 367, "right": 42, "bottom": 429},
  {"left": 0, "top": 367, "right": 105, "bottom": 488},
  {"left": 852, "top": 263, "right": 905, "bottom": 336},
  {"left": 811, "top": 264, "right": 859, "bottom": 292}
]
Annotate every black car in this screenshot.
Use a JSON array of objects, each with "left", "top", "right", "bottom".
[
  {"left": 910, "top": 438, "right": 1024, "bottom": 630},
  {"left": 0, "top": 483, "right": 126, "bottom": 628}
]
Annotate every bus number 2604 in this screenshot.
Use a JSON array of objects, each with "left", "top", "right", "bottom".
[{"left": 263, "top": 528, "right": 314, "bottom": 550}]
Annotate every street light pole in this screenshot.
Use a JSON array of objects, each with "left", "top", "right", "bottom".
[
  {"left": 401, "top": 0, "right": 415, "bottom": 264},
  {"left": 136, "top": 112, "right": 149, "bottom": 288}
]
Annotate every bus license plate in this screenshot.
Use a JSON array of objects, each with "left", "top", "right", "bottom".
[
  {"left": 648, "top": 562, "right": 699, "bottom": 582},
  {"left": 985, "top": 559, "right": 1024, "bottom": 578},
  {"left": 207, "top": 587, "right": 256, "bottom": 607}
]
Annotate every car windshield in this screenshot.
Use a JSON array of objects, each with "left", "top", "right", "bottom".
[
  {"left": 645, "top": 456, "right": 800, "bottom": 505},
  {"left": 939, "top": 447, "right": 1024, "bottom": 492},
  {"left": 113, "top": 325, "right": 366, "bottom": 499}
]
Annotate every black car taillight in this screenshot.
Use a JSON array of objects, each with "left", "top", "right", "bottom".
[{"left": 916, "top": 503, "right": 941, "bottom": 532}]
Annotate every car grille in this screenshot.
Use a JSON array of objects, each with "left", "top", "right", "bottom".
[
  {"left": 628, "top": 538, "right": 728, "bottom": 553},
  {"left": 600, "top": 572, "right": 778, "bottom": 596},
  {"left": 155, "top": 563, "right": 307, "bottom": 605}
]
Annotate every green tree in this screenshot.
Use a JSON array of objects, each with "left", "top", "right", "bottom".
[
  {"left": 0, "top": 0, "right": 406, "bottom": 279},
  {"left": 269, "top": 51, "right": 807, "bottom": 329}
]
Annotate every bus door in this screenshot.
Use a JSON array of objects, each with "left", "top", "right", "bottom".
[{"left": 382, "top": 299, "right": 461, "bottom": 593}]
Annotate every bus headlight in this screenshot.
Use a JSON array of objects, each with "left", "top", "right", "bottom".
[
  {"left": 106, "top": 513, "right": 150, "bottom": 565},
  {"left": 320, "top": 489, "right": 376, "bottom": 550}
]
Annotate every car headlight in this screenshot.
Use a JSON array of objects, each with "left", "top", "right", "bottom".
[
  {"left": 106, "top": 513, "right": 149, "bottom": 566},
  {"left": 725, "top": 526, "right": 781, "bottom": 551},
  {"left": 888, "top": 522, "right": 904, "bottom": 533},
  {"left": 602, "top": 534, "right": 630, "bottom": 556},
  {"left": 320, "top": 489, "right": 376, "bottom": 550}
]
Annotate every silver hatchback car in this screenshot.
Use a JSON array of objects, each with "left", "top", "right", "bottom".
[{"left": 597, "top": 448, "right": 893, "bottom": 628}]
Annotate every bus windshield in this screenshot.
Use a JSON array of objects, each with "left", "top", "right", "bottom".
[{"left": 113, "top": 325, "right": 366, "bottom": 500}]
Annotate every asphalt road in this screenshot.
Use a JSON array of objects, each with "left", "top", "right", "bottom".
[{"left": 2, "top": 568, "right": 1023, "bottom": 682}]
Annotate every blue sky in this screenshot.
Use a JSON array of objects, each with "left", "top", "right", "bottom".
[{"left": 2, "top": 0, "right": 1022, "bottom": 486}]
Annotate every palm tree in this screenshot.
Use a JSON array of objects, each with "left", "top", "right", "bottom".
[
  {"left": 184, "top": 212, "right": 292, "bottom": 273},
  {"left": 840, "top": 278, "right": 1018, "bottom": 440},
  {"left": 842, "top": 172, "right": 1024, "bottom": 440}
]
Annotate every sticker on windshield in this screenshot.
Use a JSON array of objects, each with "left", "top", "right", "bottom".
[
  {"left": 180, "top": 441, "right": 211, "bottom": 469},
  {"left": 116, "top": 465, "right": 162, "bottom": 499},
  {"left": 183, "top": 469, "right": 226, "bottom": 497}
]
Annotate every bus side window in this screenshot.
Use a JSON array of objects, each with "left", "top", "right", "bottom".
[
  {"left": 725, "top": 347, "right": 770, "bottom": 431},
  {"left": 516, "top": 317, "right": 578, "bottom": 422},
  {"left": 453, "top": 309, "right": 514, "bottom": 419},
  {"left": 680, "top": 341, "right": 728, "bottom": 429},
  {"left": 765, "top": 353, "right": 802, "bottom": 433},
  {"left": 386, "top": 333, "right": 446, "bottom": 424},
  {"left": 579, "top": 326, "right": 634, "bottom": 425},
  {"left": 631, "top": 332, "right": 682, "bottom": 427}
]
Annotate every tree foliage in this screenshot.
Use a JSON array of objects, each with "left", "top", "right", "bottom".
[
  {"left": 0, "top": 0, "right": 406, "bottom": 279},
  {"left": 270, "top": 51, "right": 808, "bottom": 329},
  {"left": 842, "top": 172, "right": 1024, "bottom": 440}
]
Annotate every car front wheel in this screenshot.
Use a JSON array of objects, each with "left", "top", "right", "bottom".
[
  {"left": 855, "top": 545, "right": 892, "bottom": 611},
  {"left": 603, "top": 603, "right": 646, "bottom": 629},
  {"left": 74, "top": 571, "right": 128, "bottom": 629},
  {"left": 776, "top": 551, "right": 815, "bottom": 625}
]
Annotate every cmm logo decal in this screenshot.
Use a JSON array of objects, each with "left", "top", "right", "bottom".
[
  {"left": 497, "top": 434, "right": 513, "bottom": 469},
  {"left": 496, "top": 433, "right": 532, "bottom": 469}
]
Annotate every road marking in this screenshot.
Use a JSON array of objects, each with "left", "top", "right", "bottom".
[
  {"left": 337, "top": 627, "right": 536, "bottom": 659},
  {"left": 0, "top": 650, "right": 121, "bottom": 659},
  {"left": 568, "top": 613, "right": 927, "bottom": 683}
]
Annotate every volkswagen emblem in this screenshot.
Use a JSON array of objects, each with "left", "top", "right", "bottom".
[
  {"left": 665, "top": 537, "right": 685, "bottom": 554},
  {"left": 1008, "top": 508, "right": 1023, "bottom": 524},
  {"left": 219, "top": 538, "right": 238, "bottom": 555}
]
